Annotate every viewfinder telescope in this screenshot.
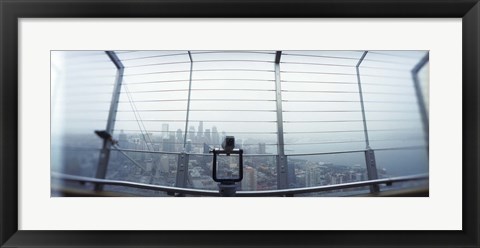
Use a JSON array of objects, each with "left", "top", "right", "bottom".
[{"left": 210, "top": 136, "right": 244, "bottom": 196}]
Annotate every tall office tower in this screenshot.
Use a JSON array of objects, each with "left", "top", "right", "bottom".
[
  {"left": 204, "top": 129, "right": 211, "bottom": 144},
  {"left": 211, "top": 126, "right": 219, "bottom": 145},
  {"left": 258, "top": 142, "right": 266, "bottom": 154},
  {"left": 176, "top": 129, "right": 183, "bottom": 144},
  {"left": 197, "top": 121, "right": 204, "bottom": 141},
  {"left": 188, "top": 126, "right": 196, "bottom": 142},
  {"left": 168, "top": 132, "right": 176, "bottom": 152},
  {"left": 186, "top": 139, "right": 193, "bottom": 152},
  {"left": 305, "top": 163, "right": 324, "bottom": 187},
  {"left": 162, "top": 123, "right": 169, "bottom": 139},
  {"left": 242, "top": 166, "right": 257, "bottom": 191}
]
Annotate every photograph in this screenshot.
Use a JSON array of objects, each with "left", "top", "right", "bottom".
[{"left": 50, "top": 50, "right": 429, "bottom": 197}]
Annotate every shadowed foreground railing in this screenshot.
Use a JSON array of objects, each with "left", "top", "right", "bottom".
[{"left": 52, "top": 172, "right": 428, "bottom": 197}]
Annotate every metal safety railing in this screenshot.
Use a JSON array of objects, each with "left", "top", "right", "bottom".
[
  {"left": 51, "top": 172, "right": 428, "bottom": 197},
  {"left": 53, "top": 50, "right": 429, "bottom": 196}
]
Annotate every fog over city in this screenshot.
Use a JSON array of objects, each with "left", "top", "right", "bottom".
[{"left": 51, "top": 50, "right": 429, "bottom": 196}]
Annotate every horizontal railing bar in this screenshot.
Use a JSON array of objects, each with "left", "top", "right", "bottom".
[
  {"left": 189, "top": 98, "right": 275, "bottom": 101},
  {"left": 51, "top": 146, "right": 102, "bottom": 151},
  {"left": 53, "top": 145, "right": 426, "bottom": 157},
  {"left": 124, "top": 70, "right": 191, "bottom": 76},
  {"left": 280, "top": 61, "right": 356, "bottom": 68},
  {"left": 282, "top": 53, "right": 361, "bottom": 61},
  {"left": 282, "top": 90, "right": 358, "bottom": 93},
  {"left": 281, "top": 70, "right": 357, "bottom": 76},
  {"left": 112, "top": 148, "right": 277, "bottom": 156},
  {"left": 362, "top": 59, "right": 413, "bottom": 66},
  {"left": 282, "top": 100, "right": 360, "bottom": 103},
  {"left": 118, "top": 99, "right": 276, "bottom": 103},
  {"left": 286, "top": 145, "right": 427, "bottom": 156},
  {"left": 124, "top": 89, "right": 275, "bottom": 93},
  {"left": 120, "top": 53, "right": 189, "bottom": 61},
  {"left": 191, "top": 59, "right": 275, "bottom": 63},
  {"left": 114, "top": 51, "right": 140, "bottom": 54},
  {"left": 286, "top": 149, "right": 367, "bottom": 156},
  {"left": 194, "top": 69, "right": 275, "bottom": 73},
  {"left": 281, "top": 61, "right": 409, "bottom": 72},
  {"left": 281, "top": 80, "right": 357, "bottom": 85},
  {"left": 281, "top": 70, "right": 411, "bottom": 79},
  {"left": 191, "top": 78, "right": 275, "bottom": 82},
  {"left": 285, "top": 140, "right": 366, "bottom": 145},
  {"left": 237, "top": 174, "right": 429, "bottom": 196},
  {"left": 284, "top": 128, "right": 420, "bottom": 134},
  {"left": 52, "top": 172, "right": 220, "bottom": 196},
  {"left": 124, "top": 79, "right": 190, "bottom": 85},
  {"left": 113, "top": 129, "right": 277, "bottom": 134},
  {"left": 189, "top": 78, "right": 275, "bottom": 82},
  {"left": 115, "top": 120, "right": 277, "bottom": 123},
  {"left": 117, "top": 99, "right": 188, "bottom": 103},
  {"left": 286, "top": 110, "right": 417, "bottom": 113},
  {"left": 282, "top": 110, "right": 360, "bottom": 112},
  {"left": 356, "top": 66, "right": 409, "bottom": 72},
  {"left": 366, "top": 119, "right": 421, "bottom": 122},
  {"left": 117, "top": 109, "right": 276, "bottom": 112},
  {"left": 290, "top": 119, "right": 421, "bottom": 123},
  {"left": 361, "top": 82, "right": 413, "bottom": 88},
  {"left": 51, "top": 172, "right": 428, "bottom": 197},
  {"left": 284, "top": 120, "right": 363, "bottom": 123},
  {"left": 190, "top": 51, "right": 276, "bottom": 55},
  {"left": 125, "top": 61, "right": 191, "bottom": 68},
  {"left": 282, "top": 90, "right": 413, "bottom": 96},
  {"left": 285, "top": 138, "right": 424, "bottom": 146},
  {"left": 367, "top": 51, "right": 424, "bottom": 59},
  {"left": 283, "top": 99, "right": 414, "bottom": 104}
]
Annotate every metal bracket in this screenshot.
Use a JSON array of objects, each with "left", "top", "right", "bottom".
[
  {"left": 365, "top": 149, "right": 380, "bottom": 193},
  {"left": 175, "top": 152, "right": 190, "bottom": 188}
]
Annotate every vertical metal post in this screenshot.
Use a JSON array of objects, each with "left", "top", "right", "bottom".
[
  {"left": 356, "top": 51, "right": 379, "bottom": 193},
  {"left": 174, "top": 52, "right": 193, "bottom": 190},
  {"left": 183, "top": 51, "right": 193, "bottom": 149},
  {"left": 175, "top": 153, "right": 190, "bottom": 189},
  {"left": 411, "top": 52, "right": 429, "bottom": 155},
  {"left": 356, "top": 51, "right": 371, "bottom": 148},
  {"left": 274, "top": 51, "right": 288, "bottom": 189},
  {"left": 94, "top": 51, "right": 124, "bottom": 190}
]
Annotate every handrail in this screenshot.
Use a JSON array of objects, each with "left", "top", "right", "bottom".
[
  {"left": 111, "top": 146, "right": 426, "bottom": 157},
  {"left": 51, "top": 172, "right": 428, "bottom": 197}
]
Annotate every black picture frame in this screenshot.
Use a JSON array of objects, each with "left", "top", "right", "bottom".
[{"left": 1, "top": 0, "right": 479, "bottom": 247}]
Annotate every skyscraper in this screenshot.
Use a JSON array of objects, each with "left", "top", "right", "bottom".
[
  {"left": 204, "top": 128, "right": 211, "bottom": 144},
  {"left": 186, "top": 139, "right": 192, "bottom": 152},
  {"left": 197, "top": 121, "right": 204, "bottom": 142},
  {"left": 305, "top": 163, "right": 324, "bottom": 187},
  {"left": 242, "top": 166, "right": 257, "bottom": 191},
  {"left": 176, "top": 129, "right": 183, "bottom": 144},
  {"left": 162, "top": 124, "right": 169, "bottom": 139},
  {"left": 188, "top": 126, "right": 195, "bottom": 142},
  {"left": 212, "top": 126, "right": 219, "bottom": 145}
]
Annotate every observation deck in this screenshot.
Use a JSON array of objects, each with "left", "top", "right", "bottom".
[{"left": 51, "top": 50, "right": 429, "bottom": 197}]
